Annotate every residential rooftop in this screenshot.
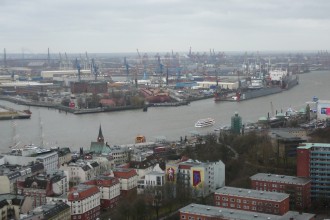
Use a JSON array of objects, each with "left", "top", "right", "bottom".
[
  {"left": 215, "top": 187, "right": 289, "bottom": 202},
  {"left": 180, "top": 203, "right": 315, "bottom": 220},
  {"left": 250, "top": 173, "right": 311, "bottom": 185}
]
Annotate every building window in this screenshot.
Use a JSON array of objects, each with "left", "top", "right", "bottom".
[
  {"left": 216, "top": 196, "right": 220, "bottom": 200},
  {"left": 181, "top": 215, "right": 186, "bottom": 219},
  {"left": 230, "top": 198, "right": 235, "bottom": 202},
  {"left": 252, "top": 201, "right": 256, "bottom": 205},
  {"left": 237, "top": 199, "right": 241, "bottom": 203},
  {"left": 252, "top": 206, "right": 256, "bottom": 211}
]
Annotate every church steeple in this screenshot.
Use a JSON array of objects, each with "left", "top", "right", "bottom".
[{"left": 97, "top": 125, "right": 104, "bottom": 143}]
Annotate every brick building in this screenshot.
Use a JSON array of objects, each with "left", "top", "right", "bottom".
[
  {"left": 250, "top": 173, "right": 311, "bottom": 210},
  {"left": 84, "top": 175, "right": 120, "bottom": 210},
  {"left": 67, "top": 184, "right": 101, "bottom": 220},
  {"left": 297, "top": 143, "right": 330, "bottom": 199},
  {"left": 214, "top": 187, "right": 289, "bottom": 215}
]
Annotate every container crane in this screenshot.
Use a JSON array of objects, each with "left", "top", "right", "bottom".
[
  {"left": 65, "top": 52, "right": 69, "bottom": 69},
  {"left": 91, "top": 58, "right": 99, "bottom": 81},
  {"left": 59, "top": 53, "right": 63, "bottom": 70},
  {"left": 157, "top": 56, "right": 164, "bottom": 87},
  {"left": 3, "top": 48, "right": 7, "bottom": 68},
  {"left": 124, "top": 57, "right": 130, "bottom": 84},
  {"left": 75, "top": 58, "right": 81, "bottom": 82},
  {"left": 85, "top": 52, "right": 90, "bottom": 71}
]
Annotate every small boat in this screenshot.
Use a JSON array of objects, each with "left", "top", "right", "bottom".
[{"left": 195, "top": 118, "right": 215, "bottom": 128}]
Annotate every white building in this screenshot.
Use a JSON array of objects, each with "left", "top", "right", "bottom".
[
  {"left": 138, "top": 164, "right": 165, "bottom": 194},
  {"left": 166, "top": 159, "right": 225, "bottom": 197},
  {"left": 84, "top": 175, "right": 121, "bottom": 210},
  {"left": 59, "top": 160, "right": 100, "bottom": 184},
  {"left": 113, "top": 168, "right": 138, "bottom": 195},
  {"left": 3, "top": 146, "right": 58, "bottom": 172},
  {"left": 67, "top": 184, "right": 101, "bottom": 220}
]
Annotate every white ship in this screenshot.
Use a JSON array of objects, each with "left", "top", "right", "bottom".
[{"left": 195, "top": 118, "right": 215, "bottom": 128}]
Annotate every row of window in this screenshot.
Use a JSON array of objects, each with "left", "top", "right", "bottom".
[
  {"left": 216, "top": 202, "right": 280, "bottom": 213},
  {"left": 216, "top": 197, "right": 280, "bottom": 208}
]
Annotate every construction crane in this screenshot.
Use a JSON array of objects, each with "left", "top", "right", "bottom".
[{"left": 75, "top": 58, "right": 81, "bottom": 82}]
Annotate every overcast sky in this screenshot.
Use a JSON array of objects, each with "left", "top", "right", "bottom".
[{"left": 1, "top": 0, "right": 329, "bottom": 54}]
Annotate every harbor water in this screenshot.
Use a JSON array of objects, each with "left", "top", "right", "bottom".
[{"left": 0, "top": 71, "right": 330, "bottom": 152}]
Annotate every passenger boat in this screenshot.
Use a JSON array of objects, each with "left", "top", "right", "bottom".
[{"left": 194, "top": 118, "right": 215, "bottom": 128}]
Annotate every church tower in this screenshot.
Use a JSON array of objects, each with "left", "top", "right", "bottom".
[{"left": 97, "top": 125, "right": 104, "bottom": 143}]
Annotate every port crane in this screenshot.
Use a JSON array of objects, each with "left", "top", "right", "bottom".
[
  {"left": 91, "top": 59, "right": 99, "bottom": 81},
  {"left": 157, "top": 55, "right": 164, "bottom": 87},
  {"left": 124, "top": 57, "right": 130, "bottom": 84},
  {"left": 75, "top": 58, "right": 81, "bottom": 82}
]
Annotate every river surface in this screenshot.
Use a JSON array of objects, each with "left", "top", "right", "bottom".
[{"left": 1, "top": 71, "right": 329, "bottom": 152}]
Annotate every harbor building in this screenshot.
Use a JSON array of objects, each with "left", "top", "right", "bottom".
[
  {"left": 166, "top": 159, "right": 225, "bottom": 197},
  {"left": 250, "top": 173, "right": 311, "bottom": 210},
  {"left": 179, "top": 203, "right": 315, "bottom": 220},
  {"left": 67, "top": 184, "right": 101, "bottom": 220},
  {"left": 297, "top": 143, "right": 330, "bottom": 199},
  {"left": 214, "top": 187, "right": 290, "bottom": 215},
  {"left": 84, "top": 175, "right": 120, "bottom": 210}
]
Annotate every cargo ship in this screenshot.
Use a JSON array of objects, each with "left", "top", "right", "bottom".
[{"left": 215, "top": 69, "right": 298, "bottom": 102}]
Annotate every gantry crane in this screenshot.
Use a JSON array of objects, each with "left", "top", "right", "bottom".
[
  {"left": 75, "top": 58, "right": 81, "bottom": 82},
  {"left": 157, "top": 55, "right": 164, "bottom": 87},
  {"left": 124, "top": 57, "right": 130, "bottom": 84},
  {"left": 91, "top": 58, "right": 99, "bottom": 81}
]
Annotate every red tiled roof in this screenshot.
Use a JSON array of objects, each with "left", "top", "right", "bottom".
[
  {"left": 113, "top": 168, "right": 137, "bottom": 179},
  {"left": 68, "top": 185, "right": 99, "bottom": 201}
]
